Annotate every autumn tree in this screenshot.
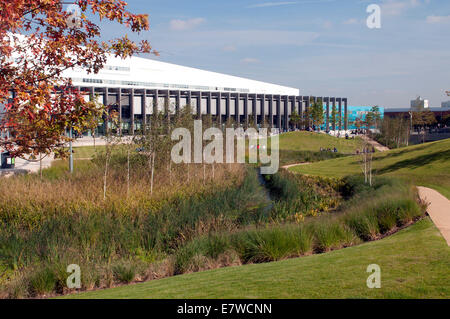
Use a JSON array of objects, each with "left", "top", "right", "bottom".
[
  {"left": 330, "top": 102, "right": 337, "bottom": 131},
  {"left": 0, "top": 0, "right": 158, "bottom": 159},
  {"left": 309, "top": 98, "right": 324, "bottom": 131},
  {"left": 365, "top": 106, "right": 381, "bottom": 130},
  {"left": 353, "top": 117, "right": 363, "bottom": 130},
  {"left": 289, "top": 110, "right": 301, "bottom": 130},
  {"left": 412, "top": 110, "right": 437, "bottom": 143}
]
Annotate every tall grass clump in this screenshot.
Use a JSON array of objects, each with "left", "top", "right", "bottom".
[
  {"left": 0, "top": 164, "right": 272, "bottom": 297},
  {"left": 0, "top": 146, "right": 426, "bottom": 298},
  {"left": 233, "top": 226, "right": 314, "bottom": 263},
  {"left": 263, "top": 171, "right": 343, "bottom": 221},
  {"left": 340, "top": 175, "right": 425, "bottom": 240},
  {"left": 169, "top": 175, "right": 425, "bottom": 275},
  {"left": 311, "top": 220, "right": 359, "bottom": 252}
]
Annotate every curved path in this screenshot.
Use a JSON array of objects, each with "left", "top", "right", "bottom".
[
  {"left": 359, "top": 134, "right": 390, "bottom": 152},
  {"left": 417, "top": 187, "right": 450, "bottom": 246},
  {"left": 281, "top": 162, "right": 310, "bottom": 170}
]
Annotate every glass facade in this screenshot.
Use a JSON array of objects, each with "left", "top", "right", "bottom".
[
  {"left": 320, "top": 106, "right": 384, "bottom": 130},
  {"left": 72, "top": 77, "right": 251, "bottom": 93}
]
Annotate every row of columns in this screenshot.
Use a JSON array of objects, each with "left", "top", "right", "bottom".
[{"left": 79, "top": 87, "right": 348, "bottom": 135}]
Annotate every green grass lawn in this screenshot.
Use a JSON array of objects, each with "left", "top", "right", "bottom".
[
  {"left": 264, "top": 131, "right": 362, "bottom": 165},
  {"left": 61, "top": 218, "right": 449, "bottom": 299},
  {"left": 290, "top": 138, "right": 450, "bottom": 199},
  {"left": 68, "top": 132, "right": 359, "bottom": 166},
  {"left": 277, "top": 131, "right": 361, "bottom": 154}
]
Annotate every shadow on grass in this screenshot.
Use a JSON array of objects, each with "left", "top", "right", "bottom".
[{"left": 376, "top": 149, "right": 450, "bottom": 174}]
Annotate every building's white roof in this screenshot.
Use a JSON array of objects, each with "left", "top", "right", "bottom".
[{"left": 62, "top": 55, "right": 299, "bottom": 96}]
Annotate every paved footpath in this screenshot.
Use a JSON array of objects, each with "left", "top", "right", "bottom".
[
  {"left": 360, "top": 134, "right": 390, "bottom": 152},
  {"left": 417, "top": 186, "right": 450, "bottom": 246}
]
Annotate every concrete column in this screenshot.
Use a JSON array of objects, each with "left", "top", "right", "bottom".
[
  {"left": 338, "top": 98, "right": 342, "bottom": 131},
  {"left": 260, "top": 94, "right": 266, "bottom": 127},
  {"left": 130, "top": 88, "right": 134, "bottom": 135},
  {"left": 243, "top": 94, "right": 248, "bottom": 126},
  {"left": 153, "top": 90, "right": 159, "bottom": 115},
  {"left": 305, "top": 96, "right": 310, "bottom": 130},
  {"left": 142, "top": 90, "right": 147, "bottom": 130},
  {"left": 103, "top": 87, "right": 108, "bottom": 133},
  {"left": 187, "top": 90, "right": 191, "bottom": 108},
  {"left": 175, "top": 90, "right": 180, "bottom": 113},
  {"left": 298, "top": 96, "right": 303, "bottom": 125},
  {"left": 325, "top": 97, "right": 330, "bottom": 132},
  {"left": 331, "top": 97, "right": 336, "bottom": 131},
  {"left": 235, "top": 93, "right": 240, "bottom": 124},
  {"left": 290, "top": 96, "right": 295, "bottom": 114},
  {"left": 197, "top": 91, "right": 202, "bottom": 118},
  {"left": 276, "top": 96, "right": 281, "bottom": 130},
  {"left": 344, "top": 98, "right": 348, "bottom": 131},
  {"left": 207, "top": 92, "right": 211, "bottom": 115},
  {"left": 268, "top": 95, "right": 273, "bottom": 127},
  {"left": 89, "top": 86, "right": 94, "bottom": 101},
  {"left": 253, "top": 95, "right": 257, "bottom": 127},
  {"left": 118, "top": 88, "right": 122, "bottom": 135},
  {"left": 217, "top": 92, "right": 222, "bottom": 125},
  {"left": 292, "top": 96, "right": 297, "bottom": 130},
  {"left": 225, "top": 92, "right": 230, "bottom": 123},
  {"left": 284, "top": 96, "right": 289, "bottom": 131}
]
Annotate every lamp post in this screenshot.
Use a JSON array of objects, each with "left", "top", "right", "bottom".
[{"left": 69, "top": 126, "right": 73, "bottom": 173}]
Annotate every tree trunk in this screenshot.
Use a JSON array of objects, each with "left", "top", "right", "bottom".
[
  {"left": 39, "top": 153, "right": 42, "bottom": 180},
  {"left": 127, "top": 148, "right": 130, "bottom": 198},
  {"left": 103, "top": 150, "right": 110, "bottom": 200},
  {"left": 150, "top": 152, "right": 155, "bottom": 195}
]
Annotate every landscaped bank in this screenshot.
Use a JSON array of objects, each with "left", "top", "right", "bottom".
[
  {"left": 62, "top": 218, "right": 449, "bottom": 299},
  {"left": 0, "top": 155, "right": 426, "bottom": 298}
]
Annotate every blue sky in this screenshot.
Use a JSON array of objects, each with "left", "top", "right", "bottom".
[{"left": 86, "top": 0, "right": 450, "bottom": 108}]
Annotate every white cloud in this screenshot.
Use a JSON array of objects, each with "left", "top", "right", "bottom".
[
  {"left": 157, "top": 30, "right": 319, "bottom": 49},
  {"left": 222, "top": 45, "right": 237, "bottom": 52},
  {"left": 323, "top": 21, "right": 333, "bottom": 29},
  {"left": 241, "top": 58, "right": 260, "bottom": 64},
  {"left": 343, "top": 18, "right": 359, "bottom": 25},
  {"left": 247, "top": 2, "right": 297, "bottom": 8},
  {"left": 426, "top": 15, "right": 450, "bottom": 24},
  {"left": 169, "top": 18, "right": 205, "bottom": 31},
  {"left": 247, "top": 0, "right": 335, "bottom": 8},
  {"left": 381, "top": 0, "right": 421, "bottom": 16}
]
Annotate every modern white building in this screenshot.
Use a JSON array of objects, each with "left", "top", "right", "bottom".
[
  {"left": 59, "top": 54, "right": 349, "bottom": 134},
  {"left": 63, "top": 55, "right": 299, "bottom": 96},
  {"left": 410, "top": 96, "right": 429, "bottom": 110}
]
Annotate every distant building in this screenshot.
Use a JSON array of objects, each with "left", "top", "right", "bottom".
[
  {"left": 442, "top": 101, "right": 450, "bottom": 108},
  {"left": 320, "top": 106, "right": 384, "bottom": 131},
  {"left": 410, "top": 96, "right": 429, "bottom": 110},
  {"left": 385, "top": 107, "right": 450, "bottom": 124}
]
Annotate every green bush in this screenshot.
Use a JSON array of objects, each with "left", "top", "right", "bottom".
[
  {"left": 28, "top": 267, "right": 56, "bottom": 296},
  {"left": 112, "top": 263, "right": 136, "bottom": 283},
  {"left": 312, "top": 221, "right": 358, "bottom": 252},
  {"left": 344, "top": 211, "right": 380, "bottom": 241}
]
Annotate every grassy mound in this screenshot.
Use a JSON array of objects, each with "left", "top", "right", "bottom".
[
  {"left": 61, "top": 218, "right": 449, "bottom": 299},
  {"left": 290, "top": 138, "right": 450, "bottom": 199}
]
